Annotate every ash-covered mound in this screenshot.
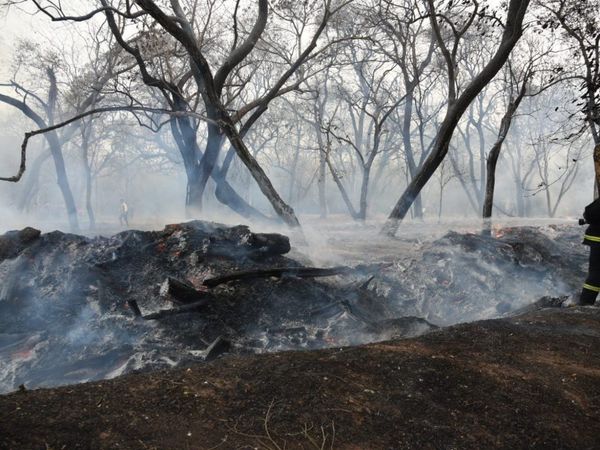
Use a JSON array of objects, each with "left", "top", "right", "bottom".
[
  {"left": 0, "top": 221, "right": 433, "bottom": 393},
  {"left": 0, "top": 222, "right": 585, "bottom": 393},
  {"left": 371, "top": 225, "right": 586, "bottom": 325}
]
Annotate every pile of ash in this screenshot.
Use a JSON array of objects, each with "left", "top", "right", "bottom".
[
  {"left": 0, "top": 221, "right": 435, "bottom": 393},
  {"left": 370, "top": 225, "right": 586, "bottom": 325}
]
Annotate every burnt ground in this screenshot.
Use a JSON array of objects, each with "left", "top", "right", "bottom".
[
  {"left": 0, "top": 220, "right": 598, "bottom": 448},
  {"left": 1, "top": 305, "right": 600, "bottom": 449}
]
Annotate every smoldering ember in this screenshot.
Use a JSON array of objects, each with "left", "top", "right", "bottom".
[{"left": 1, "top": 0, "right": 600, "bottom": 449}]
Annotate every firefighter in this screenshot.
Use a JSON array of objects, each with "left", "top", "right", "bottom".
[{"left": 580, "top": 197, "right": 600, "bottom": 305}]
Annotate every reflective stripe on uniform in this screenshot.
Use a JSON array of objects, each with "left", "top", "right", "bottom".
[
  {"left": 584, "top": 234, "right": 600, "bottom": 243},
  {"left": 583, "top": 283, "right": 600, "bottom": 292}
]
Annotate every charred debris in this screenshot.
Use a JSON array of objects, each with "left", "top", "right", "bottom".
[
  {"left": 0, "top": 221, "right": 419, "bottom": 392},
  {"left": 0, "top": 221, "right": 584, "bottom": 392}
]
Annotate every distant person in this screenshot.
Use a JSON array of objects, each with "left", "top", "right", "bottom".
[
  {"left": 580, "top": 198, "right": 600, "bottom": 305},
  {"left": 119, "top": 199, "right": 129, "bottom": 227}
]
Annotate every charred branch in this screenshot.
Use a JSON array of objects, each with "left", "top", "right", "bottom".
[
  {"left": 203, "top": 264, "right": 391, "bottom": 288},
  {"left": 142, "top": 297, "right": 214, "bottom": 320},
  {"left": 0, "top": 106, "right": 213, "bottom": 183}
]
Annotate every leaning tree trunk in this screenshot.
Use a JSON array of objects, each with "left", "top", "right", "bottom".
[
  {"left": 382, "top": 0, "right": 530, "bottom": 236},
  {"left": 45, "top": 68, "right": 79, "bottom": 231},
  {"left": 219, "top": 116, "right": 301, "bottom": 228}
]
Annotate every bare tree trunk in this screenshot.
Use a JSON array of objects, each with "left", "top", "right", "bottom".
[
  {"left": 45, "top": 69, "right": 80, "bottom": 231},
  {"left": 545, "top": 176, "right": 552, "bottom": 217},
  {"left": 459, "top": 122, "right": 483, "bottom": 210},
  {"left": 448, "top": 149, "right": 480, "bottom": 215},
  {"left": 482, "top": 141, "right": 504, "bottom": 220},
  {"left": 80, "top": 125, "right": 96, "bottom": 230},
  {"left": 168, "top": 105, "right": 203, "bottom": 213},
  {"left": 472, "top": 116, "right": 487, "bottom": 203},
  {"left": 358, "top": 165, "right": 371, "bottom": 220}
]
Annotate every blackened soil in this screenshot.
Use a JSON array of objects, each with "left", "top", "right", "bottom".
[{"left": 2, "top": 306, "right": 600, "bottom": 449}]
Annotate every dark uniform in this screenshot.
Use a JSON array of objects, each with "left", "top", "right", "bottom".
[{"left": 581, "top": 198, "right": 600, "bottom": 305}]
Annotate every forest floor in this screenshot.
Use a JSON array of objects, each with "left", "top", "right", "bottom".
[{"left": 2, "top": 304, "right": 600, "bottom": 449}]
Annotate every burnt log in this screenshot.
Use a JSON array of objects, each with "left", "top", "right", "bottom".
[
  {"left": 202, "top": 266, "right": 354, "bottom": 288},
  {"left": 267, "top": 326, "right": 307, "bottom": 335},
  {"left": 160, "top": 277, "right": 206, "bottom": 304},
  {"left": 202, "top": 263, "right": 392, "bottom": 288}
]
